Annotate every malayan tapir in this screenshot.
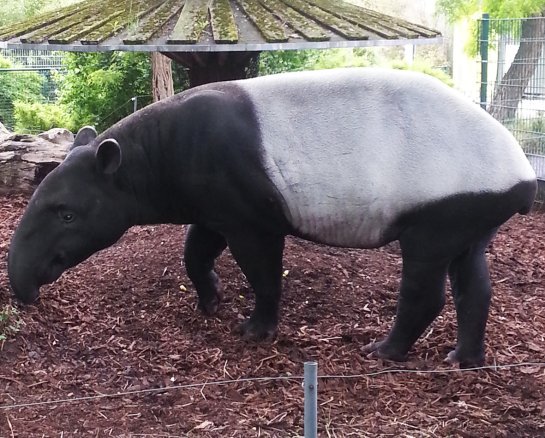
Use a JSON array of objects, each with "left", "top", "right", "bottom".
[{"left": 7, "top": 68, "right": 537, "bottom": 368}]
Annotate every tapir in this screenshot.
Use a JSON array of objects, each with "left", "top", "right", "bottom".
[{"left": 8, "top": 68, "right": 537, "bottom": 368}]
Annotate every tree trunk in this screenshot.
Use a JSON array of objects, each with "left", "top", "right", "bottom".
[
  {"left": 489, "top": 16, "right": 545, "bottom": 122},
  {"left": 151, "top": 53, "right": 174, "bottom": 102}
]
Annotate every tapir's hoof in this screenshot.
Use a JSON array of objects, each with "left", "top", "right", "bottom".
[
  {"left": 197, "top": 289, "right": 224, "bottom": 316},
  {"left": 196, "top": 275, "right": 224, "bottom": 316},
  {"left": 445, "top": 349, "right": 485, "bottom": 369},
  {"left": 235, "top": 319, "right": 277, "bottom": 342},
  {"left": 362, "top": 340, "right": 408, "bottom": 362}
]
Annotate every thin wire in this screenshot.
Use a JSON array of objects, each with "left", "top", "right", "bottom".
[
  {"left": 1, "top": 361, "right": 543, "bottom": 410},
  {"left": 319, "top": 361, "right": 545, "bottom": 379},
  {"left": 96, "top": 98, "right": 134, "bottom": 127},
  {"left": 0, "top": 375, "right": 302, "bottom": 410}
]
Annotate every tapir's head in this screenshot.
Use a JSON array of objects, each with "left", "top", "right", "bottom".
[{"left": 8, "top": 126, "right": 131, "bottom": 304}]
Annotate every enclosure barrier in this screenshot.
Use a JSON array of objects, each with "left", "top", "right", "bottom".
[
  {"left": 478, "top": 15, "right": 545, "bottom": 189},
  {"left": 0, "top": 360, "right": 544, "bottom": 436}
]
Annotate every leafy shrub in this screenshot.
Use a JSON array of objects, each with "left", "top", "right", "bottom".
[
  {"left": 0, "top": 56, "right": 45, "bottom": 129},
  {"left": 389, "top": 60, "right": 454, "bottom": 86},
  {"left": 13, "top": 100, "right": 75, "bottom": 133},
  {"left": 259, "top": 48, "right": 377, "bottom": 76},
  {"left": 58, "top": 52, "right": 153, "bottom": 132}
]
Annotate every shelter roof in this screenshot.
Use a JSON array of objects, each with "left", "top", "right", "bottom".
[{"left": 0, "top": 0, "right": 441, "bottom": 52}]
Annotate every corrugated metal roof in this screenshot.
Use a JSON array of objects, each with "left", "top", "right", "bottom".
[{"left": 0, "top": 0, "right": 441, "bottom": 52}]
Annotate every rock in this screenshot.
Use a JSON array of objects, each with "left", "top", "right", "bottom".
[
  {"left": 38, "top": 128, "right": 74, "bottom": 146},
  {"left": 0, "top": 131, "right": 70, "bottom": 195},
  {"left": 0, "top": 122, "right": 11, "bottom": 143}
]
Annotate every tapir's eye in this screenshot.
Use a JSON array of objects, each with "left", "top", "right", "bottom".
[{"left": 59, "top": 211, "right": 76, "bottom": 223}]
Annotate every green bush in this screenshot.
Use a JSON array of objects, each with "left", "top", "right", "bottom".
[
  {"left": 58, "top": 52, "right": 153, "bottom": 132},
  {"left": 0, "top": 56, "right": 45, "bottom": 129},
  {"left": 259, "top": 48, "right": 377, "bottom": 76},
  {"left": 13, "top": 101, "right": 75, "bottom": 133},
  {"left": 388, "top": 60, "right": 454, "bottom": 86}
]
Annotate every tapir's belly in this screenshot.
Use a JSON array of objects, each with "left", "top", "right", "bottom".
[{"left": 262, "top": 153, "right": 412, "bottom": 248}]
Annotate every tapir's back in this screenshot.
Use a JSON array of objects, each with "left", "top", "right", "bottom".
[{"left": 234, "top": 68, "right": 536, "bottom": 247}]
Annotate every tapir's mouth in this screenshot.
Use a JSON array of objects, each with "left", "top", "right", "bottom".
[
  {"left": 42, "top": 254, "right": 66, "bottom": 285},
  {"left": 10, "top": 253, "right": 67, "bottom": 304},
  {"left": 17, "top": 287, "right": 40, "bottom": 304}
]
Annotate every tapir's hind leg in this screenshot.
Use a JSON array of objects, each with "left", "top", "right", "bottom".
[
  {"left": 446, "top": 230, "right": 496, "bottom": 368},
  {"left": 364, "top": 258, "right": 449, "bottom": 361},
  {"left": 184, "top": 224, "right": 227, "bottom": 315},
  {"left": 226, "top": 232, "right": 285, "bottom": 341}
]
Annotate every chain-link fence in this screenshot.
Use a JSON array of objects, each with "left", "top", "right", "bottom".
[
  {"left": 479, "top": 16, "right": 545, "bottom": 181},
  {"left": 0, "top": 49, "right": 65, "bottom": 132}
]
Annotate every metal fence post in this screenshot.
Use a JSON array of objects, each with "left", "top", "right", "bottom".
[
  {"left": 304, "top": 361, "right": 317, "bottom": 438},
  {"left": 480, "top": 13, "right": 490, "bottom": 109},
  {"left": 132, "top": 96, "right": 138, "bottom": 112}
]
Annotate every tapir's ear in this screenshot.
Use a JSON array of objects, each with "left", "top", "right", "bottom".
[
  {"left": 71, "top": 126, "right": 97, "bottom": 150},
  {"left": 95, "top": 139, "right": 121, "bottom": 175}
]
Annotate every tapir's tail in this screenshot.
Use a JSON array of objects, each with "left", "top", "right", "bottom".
[{"left": 517, "top": 179, "right": 538, "bottom": 215}]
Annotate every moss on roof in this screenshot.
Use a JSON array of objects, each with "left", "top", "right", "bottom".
[{"left": 0, "top": 0, "right": 441, "bottom": 50}]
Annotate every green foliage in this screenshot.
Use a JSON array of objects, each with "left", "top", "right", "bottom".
[
  {"left": 312, "top": 48, "right": 377, "bottom": 69},
  {"left": 437, "top": 0, "right": 545, "bottom": 21},
  {"left": 437, "top": 0, "right": 545, "bottom": 57},
  {"left": 0, "top": 0, "right": 47, "bottom": 27},
  {"left": 58, "top": 52, "right": 152, "bottom": 132},
  {"left": 0, "top": 0, "right": 78, "bottom": 27},
  {"left": 259, "top": 50, "right": 322, "bottom": 75},
  {"left": 0, "top": 305, "right": 23, "bottom": 342},
  {"left": 0, "top": 56, "right": 45, "bottom": 128},
  {"left": 14, "top": 101, "right": 75, "bottom": 133},
  {"left": 389, "top": 60, "right": 454, "bottom": 86},
  {"left": 507, "top": 113, "right": 545, "bottom": 154},
  {"left": 259, "top": 48, "right": 377, "bottom": 76}
]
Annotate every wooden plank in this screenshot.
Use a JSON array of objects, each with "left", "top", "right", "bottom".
[
  {"left": 311, "top": 0, "right": 439, "bottom": 38},
  {"left": 0, "top": 0, "right": 96, "bottom": 41},
  {"left": 279, "top": 0, "right": 370, "bottom": 40},
  {"left": 81, "top": 0, "right": 161, "bottom": 45},
  {"left": 307, "top": 0, "right": 406, "bottom": 39},
  {"left": 49, "top": 11, "right": 125, "bottom": 44},
  {"left": 235, "top": 0, "right": 288, "bottom": 43},
  {"left": 167, "top": 0, "right": 210, "bottom": 44},
  {"left": 209, "top": 0, "right": 238, "bottom": 43},
  {"left": 124, "top": 0, "right": 185, "bottom": 44},
  {"left": 259, "top": 0, "right": 328, "bottom": 41},
  {"left": 23, "top": 0, "right": 117, "bottom": 43}
]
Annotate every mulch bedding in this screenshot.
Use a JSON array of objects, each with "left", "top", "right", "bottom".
[{"left": 0, "top": 193, "right": 544, "bottom": 437}]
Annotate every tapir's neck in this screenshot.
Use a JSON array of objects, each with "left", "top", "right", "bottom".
[{"left": 101, "top": 105, "right": 197, "bottom": 226}]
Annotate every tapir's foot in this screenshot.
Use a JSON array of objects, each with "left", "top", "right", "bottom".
[
  {"left": 445, "top": 349, "right": 485, "bottom": 369},
  {"left": 197, "top": 278, "right": 224, "bottom": 316},
  {"left": 236, "top": 317, "right": 278, "bottom": 342},
  {"left": 362, "top": 340, "right": 408, "bottom": 363}
]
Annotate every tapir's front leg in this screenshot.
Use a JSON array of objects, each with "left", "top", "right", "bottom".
[
  {"left": 226, "top": 232, "right": 285, "bottom": 341},
  {"left": 184, "top": 224, "right": 227, "bottom": 315}
]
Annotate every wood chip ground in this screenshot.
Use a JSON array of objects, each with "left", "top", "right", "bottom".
[{"left": 0, "top": 193, "right": 544, "bottom": 436}]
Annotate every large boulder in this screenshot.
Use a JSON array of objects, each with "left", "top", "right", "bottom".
[{"left": 0, "top": 129, "right": 72, "bottom": 195}]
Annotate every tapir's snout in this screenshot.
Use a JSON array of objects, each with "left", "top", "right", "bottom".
[
  {"left": 8, "top": 248, "right": 39, "bottom": 304},
  {"left": 8, "top": 244, "right": 67, "bottom": 304}
]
